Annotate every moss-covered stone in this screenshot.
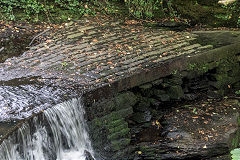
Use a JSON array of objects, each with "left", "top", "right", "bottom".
[
  {"left": 160, "top": 82, "right": 171, "bottom": 88},
  {"left": 139, "top": 83, "right": 154, "bottom": 97},
  {"left": 148, "top": 98, "right": 159, "bottom": 106},
  {"left": 107, "top": 128, "right": 130, "bottom": 141},
  {"left": 185, "top": 71, "right": 198, "bottom": 79},
  {"left": 151, "top": 79, "right": 163, "bottom": 86},
  {"left": 115, "top": 92, "right": 137, "bottom": 110},
  {"left": 153, "top": 89, "right": 166, "bottom": 96},
  {"left": 237, "top": 56, "right": 240, "bottom": 62},
  {"left": 108, "top": 122, "right": 128, "bottom": 133},
  {"left": 135, "top": 97, "right": 151, "bottom": 112},
  {"left": 167, "top": 77, "right": 183, "bottom": 85},
  {"left": 102, "top": 112, "right": 122, "bottom": 123},
  {"left": 111, "top": 138, "right": 131, "bottom": 151},
  {"left": 132, "top": 111, "right": 152, "bottom": 123},
  {"left": 209, "top": 74, "right": 232, "bottom": 89},
  {"left": 106, "top": 118, "right": 125, "bottom": 129},
  {"left": 139, "top": 83, "right": 153, "bottom": 90},
  {"left": 167, "top": 85, "right": 184, "bottom": 100},
  {"left": 231, "top": 129, "right": 240, "bottom": 149},
  {"left": 156, "top": 94, "right": 170, "bottom": 102},
  {"left": 138, "top": 145, "right": 165, "bottom": 159}
]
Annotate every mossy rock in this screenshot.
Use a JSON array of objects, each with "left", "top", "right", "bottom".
[
  {"left": 115, "top": 92, "right": 137, "bottom": 110},
  {"left": 108, "top": 122, "right": 128, "bottom": 133},
  {"left": 167, "top": 77, "right": 183, "bottom": 85},
  {"left": 167, "top": 85, "right": 184, "bottom": 100},
  {"left": 231, "top": 129, "right": 240, "bottom": 149},
  {"left": 154, "top": 89, "right": 170, "bottom": 101},
  {"left": 107, "top": 128, "right": 130, "bottom": 141},
  {"left": 139, "top": 83, "right": 152, "bottom": 90},
  {"left": 157, "top": 94, "right": 170, "bottom": 102},
  {"left": 106, "top": 118, "right": 126, "bottom": 129},
  {"left": 151, "top": 79, "right": 163, "bottom": 86},
  {"left": 108, "top": 107, "right": 133, "bottom": 121},
  {"left": 135, "top": 97, "right": 151, "bottom": 112},
  {"left": 111, "top": 138, "right": 131, "bottom": 151},
  {"left": 139, "top": 83, "right": 154, "bottom": 97},
  {"left": 132, "top": 111, "right": 152, "bottom": 123}
]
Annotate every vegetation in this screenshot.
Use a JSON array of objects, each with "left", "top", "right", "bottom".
[
  {"left": 0, "top": 0, "right": 240, "bottom": 27},
  {"left": 236, "top": 90, "right": 240, "bottom": 95},
  {"left": 0, "top": 0, "right": 95, "bottom": 23},
  {"left": 231, "top": 148, "right": 240, "bottom": 160}
]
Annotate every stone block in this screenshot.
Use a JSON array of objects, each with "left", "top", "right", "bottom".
[
  {"left": 151, "top": 79, "right": 163, "bottom": 86},
  {"left": 139, "top": 83, "right": 154, "bottom": 97},
  {"left": 139, "top": 83, "right": 153, "bottom": 90},
  {"left": 167, "top": 85, "right": 184, "bottom": 100},
  {"left": 106, "top": 118, "right": 124, "bottom": 128},
  {"left": 108, "top": 122, "right": 128, "bottom": 133},
  {"left": 157, "top": 94, "right": 170, "bottom": 102},
  {"left": 153, "top": 89, "right": 166, "bottom": 95},
  {"left": 115, "top": 92, "right": 137, "bottom": 110},
  {"left": 167, "top": 77, "right": 183, "bottom": 85},
  {"left": 135, "top": 97, "right": 151, "bottom": 112},
  {"left": 132, "top": 111, "right": 152, "bottom": 123},
  {"left": 107, "top": 128, "right": 130, "bottom": 141},
  {"left": 111, "top": 138, "right": 131, "bottom": 151}
]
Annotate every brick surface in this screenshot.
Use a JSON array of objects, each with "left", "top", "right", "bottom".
[{"left": 0, "top": 18, "right": 212, "bottom": 92}]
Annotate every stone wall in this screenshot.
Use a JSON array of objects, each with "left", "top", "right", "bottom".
[{"left": 86, "top": 49, "right": 240, "bottom": 159}]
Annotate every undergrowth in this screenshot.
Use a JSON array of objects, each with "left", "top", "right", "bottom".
[
  {"left": 0, "top": 0, "right": 95, "bottom": 23},
  {"left": 0, "top": 0, "right": 240, "bottom": 27}
]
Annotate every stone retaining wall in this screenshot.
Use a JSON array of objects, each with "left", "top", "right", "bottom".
[{"left": 86, "top": 44, "right": 240, "bottom": 159}]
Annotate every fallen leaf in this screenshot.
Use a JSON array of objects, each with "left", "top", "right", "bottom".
[{"left": 92, "top": 38, "right": 98, "bottom": 42}]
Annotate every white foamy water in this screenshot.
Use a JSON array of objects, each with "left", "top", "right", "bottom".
[{"left": 0, "top": 98, "right": 95, "bottom": 160}]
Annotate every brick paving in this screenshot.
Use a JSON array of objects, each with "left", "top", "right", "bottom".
[{"left": 0, "top": 18, "right": 212, "bottom": 90}]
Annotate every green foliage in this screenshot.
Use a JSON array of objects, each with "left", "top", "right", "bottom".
[
  {"left": 0, "top": 0, "right": 44, "bottom": 20},
  {"left": 216, "top": 1, "right": 240, "bottom": 26},
  {"left": 0, "top": 0, "right": 95, "bottom": 22},
  {"left": 235, "top": 90, "right": 240, "bottom": 95},
  {"left": 91, "top": 0, "right": 123, "bottom": 15},
  {"left": 125, "top": 0, "right": 159, "bottom": 19},
  {"left": 0, "top": 0, "right": 239, "bottom": 27},
  {"left": 125, "top": 0, "right": 177, "bottom": 19},
  {"left": 231, "top": 148, "right": 240, "bottom": 160},
  {"left": 125, "top": 0, "right": 176, "bottom": 19}
]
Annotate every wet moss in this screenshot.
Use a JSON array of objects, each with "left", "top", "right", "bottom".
[
  {"left": 167, "top": 85, "right": 184, "bottom": 100},
  {"left": 115, "top": 92, "right": 137, "bottom": 110},
  {"left": 231, "top": 129, "right": 240, "bottom": 149},
  {"left": 107, "top": 128, "right": 130, "bottom": 141},
  {"left": 111, "top": 138, "right": 131, "bottom": 151},
  {"left": 106, "top": 118, "right": 126, "bottom": 129},
  {"left": 108, "top": 122, "right": 128, "bottom": 133}
]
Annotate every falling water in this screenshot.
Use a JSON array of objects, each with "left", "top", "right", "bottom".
[{"left": 0, "top": 98, "right": 95, "bottom": 160}]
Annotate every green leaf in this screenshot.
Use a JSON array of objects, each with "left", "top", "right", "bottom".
[{"left": 231, "top": 148, "right": 240, "bottom": 160}]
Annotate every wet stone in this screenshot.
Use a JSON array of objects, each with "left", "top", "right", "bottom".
[
  {"left": 132, "top": 111, "right": 152, "bottom": 124},
  {"left": 157, "top": 94, "right": 170, "bottom": 102},
  {"left": 167, "top": 85, "right": 184, "bottom": 100}
]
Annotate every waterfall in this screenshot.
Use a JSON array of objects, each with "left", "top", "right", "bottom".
[{"left": 0, "top": 98, "right": 95, "bottom": 160}]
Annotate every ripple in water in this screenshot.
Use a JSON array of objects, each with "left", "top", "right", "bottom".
[{"left": 0, "top": 98, "right": 95, "bottom": 160}]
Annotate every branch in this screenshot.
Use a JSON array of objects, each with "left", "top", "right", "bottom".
[
  {"left": 29, "top": 29, "right": 50, "bottom": 46},
  {"left": 0, "top": 47, "right": 4, "bottom": 52}
]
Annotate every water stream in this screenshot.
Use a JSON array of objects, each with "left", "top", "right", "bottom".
[{"left": 0, "top": 98, "right": 95, "bottom": 160}]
